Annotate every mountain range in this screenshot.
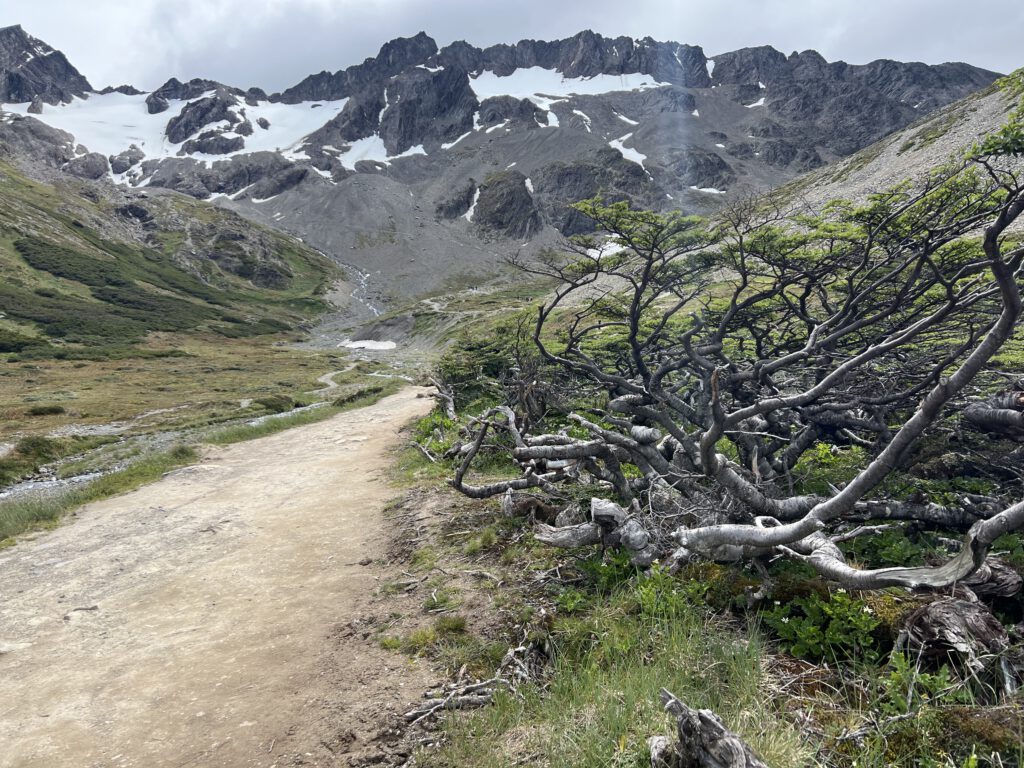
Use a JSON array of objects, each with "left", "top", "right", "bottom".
[{"left": 0, "top": 23, "right": 1009, "bottom": 313}]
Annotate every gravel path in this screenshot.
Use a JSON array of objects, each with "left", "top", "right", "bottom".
[{"left": 0, "top": 387, "right": 436, "bottom": 768}]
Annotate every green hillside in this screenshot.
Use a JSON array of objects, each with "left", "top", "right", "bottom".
[{"left": 0, "top": 160, "right": 339, "bottom": 359}]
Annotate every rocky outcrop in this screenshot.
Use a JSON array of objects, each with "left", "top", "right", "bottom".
[
  {"left": 0, "top": 24, "right": 91, "bottom": 105},
  {"left": 181, "top": 133, "right": 245, "bottom": 155},
  {"left": 166, "top": 91, "right": 241, "bottom": 143},
  {"left": 146, "top": 77, "right": 239, "bottom": 115},
  {"left": 534, "top": 148, "right": 653, "bottom": 234},
  {"left": 472, "top": 171, "right": 542, "bottom": 239},
  {"left": 707, "top": 46, "right": 1001, "bottom": 154},
  {"left": 98, "top": 84, "right": 144, "bottom": 96},
  {"left": 64, "top": 151, "right": 109, "bottom": 180},
  {"left": 435, "top": 178, "right": 478, "bottom": 219},
  {"left": 110, "top": 145, "right": 145, "bottom": 174},
  {"left": 135, "top": 151, "right": 312, "bottom": 199},
  {"left": 661, "top": 148, "right": 736, "bottom": 190},
  {"left": 378, "top": 67, "right": 477, "bottom": 153},
  {"left": 306, "top": 87, "right": 385, "bottom": 146},
  {"left": 477, "top": 96, "right": 542, "bottom": 128},
  {"left": 276, "top": 32, "right": 438, "bottom": 103},
  {"left": 435, "top": 30, "right": 711, "bottom": 87},
  {"left": 0, "top": 114, "right": 74, "bottom": 167}
]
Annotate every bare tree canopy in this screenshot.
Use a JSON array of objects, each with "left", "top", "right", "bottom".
[{"left": 449, "top": 76, "right": 1024, "bottom": 591}]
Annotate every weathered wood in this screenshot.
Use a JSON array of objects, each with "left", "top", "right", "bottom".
[
  {"left": 534, "top": 522, "right": 602, "bottom": 548},
  {"left": 652, "top": 689, "right": 768, "bottom": 768},
  {"left": 898, "top": 598, "right": 1009, "bottom": 677},
  {"left": 964, "top": 388, "right": 1024, "bottom": 438}
]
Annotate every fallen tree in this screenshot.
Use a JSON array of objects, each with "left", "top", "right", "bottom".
[{"left": 449, "top": 113, "right": 1024, "bottom": 590}]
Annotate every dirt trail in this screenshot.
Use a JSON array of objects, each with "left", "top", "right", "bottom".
[{"left": 0, "top": 387, "right": 436, "bottom": 768}]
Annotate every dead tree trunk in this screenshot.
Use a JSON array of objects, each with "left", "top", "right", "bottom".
[{"left": 650, "top": 689, "right": 768, "bottom": 768}]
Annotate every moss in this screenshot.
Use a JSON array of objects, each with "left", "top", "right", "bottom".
[{"left": 937, "top": 705, "right": 1024, "bottom": 754}]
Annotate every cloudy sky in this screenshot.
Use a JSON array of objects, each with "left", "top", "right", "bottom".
[{"left": 4, "top": 0, "right": 1021, "bottom": 92}]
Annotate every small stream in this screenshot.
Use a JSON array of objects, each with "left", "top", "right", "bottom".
[
  {"left": 338, "top": 260, "right": 383, "bottom": 318},
  {"left": 0, "top": 470, "right": 109, "bottom": 502}
]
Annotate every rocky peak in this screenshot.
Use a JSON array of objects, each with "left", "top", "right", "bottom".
[
  {"left": 0, "top": 24, "right": 91, "bottom": 104},
  {"left": 378, "top": 66, "right": 477, "bottom": 153},
  {"left": 146, "top": 77, "right": 239, "bottom": 114},
  {"left": 436, "top": 30, "right": 710, "bottom": 87},
  {"left": 276, "top": 32, "right": 438, "bottom": 104},
  {"left": 709, "top": 45, "right": 790, "bottom": 85}
]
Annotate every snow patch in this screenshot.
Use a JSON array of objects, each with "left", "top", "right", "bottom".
[
  {"left": 2, "top": 92, "right": 350, "bottom": 176},
  {"left": 486, "top": 119, "right": 509, "bottom": 133},
  {"left": 706, "top": 59, "right": 716, "bottom": 78},
  {"left": 572, "top": 109, "right": 592, "bottom": 132},
  {"left": 617, "top": 113, "right": 639, "bottom": 126},
  {"left": 715, "top": 142, "right": 725, "bottom": 148},
  {"left": 463, "top": 186, "right": 480, "bottom": 222},
  {"left": 759, "top": 81, "right": 766, "bottom": 89},
  {"left": 744, "top": 97, "right": 766, "bottom": 108},
  {"left": 442, "top": 130, "right": 472, "bottom": 149},
  {"left": 469, "top": 67, "right": 668, "bottom": 104},
  {"left": 335, "top": 136, "right": 425, "bottom": 170},
  {"left": 416, "top": 64, "right": 444, "bottom": 73},
  {"left": 691, "top": 109, "right": 699, "bottom": 117},
  {"left": 340, "top": 339, "right": 396, "bottom": 351},
  {"left": 689, "top": 185, "right": 727, "bottom": 195},
  {"left": 608, "top": 133, "right": 646, "bottom": 168},
  {"left": 525, "top": 177, "right": 534, "bottom": 193}
]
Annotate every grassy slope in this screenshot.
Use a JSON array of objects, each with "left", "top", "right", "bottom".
[
  {"left": 0, "top": 160, "right": 353, "bottom": 443},
  {"left": 0, "top": 159, "right": 339, "bottom": 355}
]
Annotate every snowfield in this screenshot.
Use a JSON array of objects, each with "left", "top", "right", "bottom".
[{"left": 3, "top": 91, "right": 349, "bottom": 164}]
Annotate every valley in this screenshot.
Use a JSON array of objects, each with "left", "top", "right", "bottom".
[{"left": 1, "top": 15, "right": 1023, "bottom": 768}]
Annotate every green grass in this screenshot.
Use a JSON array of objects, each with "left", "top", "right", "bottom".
[
  {"left": 205, "top": 404, "right": 340, "bottom": 445},
  {"left": 206, "top": 378, "right": 401, "bottom": 446},
  {"left": 423, "top": 580, "right": 811, "bottom": 768},
  {"left": 0, "top": 158, "right": 339, "bottom": 358},
  {"left": 0, "top": 444, "right": 197, "bottom": 545},
  {"left": 0, "top": 434, "right": 117, "bottom": 487}
]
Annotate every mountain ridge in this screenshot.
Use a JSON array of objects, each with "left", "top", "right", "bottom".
[{"left": 0, "top": 25, "right": 1008, "bottom": 304}]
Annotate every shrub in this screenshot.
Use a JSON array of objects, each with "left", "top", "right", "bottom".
[
  {"left": 255, "top": 394, "right": 295, "bottom": 413},
  {"left": 26, "top": 404, "right": 66, "bottom": 416}
]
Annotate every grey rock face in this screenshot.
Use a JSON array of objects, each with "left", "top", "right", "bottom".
[
  {"left": 662, "top": 148, "right": 736, "bottom": 189},
  {"left": 248, "top": 165, "right": 310, "bottom": 200},
  {"left": 110, "top": 145, "right": 145, "bottom": 174},
  {"left": 64, "top": 151, "right": 110, "bottom": 179},
  {"left": 136, "top": 151, "right": 308, "bottom": 199},
  {"left": 0, "top": 114, "right": 75, "bottom": 168},
  {"left": 98, "top": 84, "right": 143, "bottom": 96},
  {"left": 434, "top": 30, "right": 711, "bottom": 87},
  {"left": 477, "top": 96, "right": 542, "bottom": 128},
  {"left": 378, "top": 67, "right": 477, "bottom": 153},
  {"left": 306, "top": 87, "right": 385, "bottom": 146},
  {"left": 707, "top": 45, "right": 1002, "bottom": 155},
  {"left": 435, "top": 178, "right": 478, "bottom": 219},
  {"left": 116, "top": 202, "right": 153, "bottom": 222},
  {"left": 276, "top": 31, "right": 438, "bottom": 103},
  {"left": 472, "top": 170, "right": 542, "bottom": 239},
  {"left": 0, "top": 24, "right": 91, "bottom": 105},
  {"left": 534, "top": 148, "right": 653, "bottom": 234},
  {"left": 181, "top": 134, "right": 245, "bottom": 155},
  {"left": 166, "top": 92, "right": 241, "bottom": 144},
  {"left": 146, "top": 77, "right": 239, "bottom": 115}
]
